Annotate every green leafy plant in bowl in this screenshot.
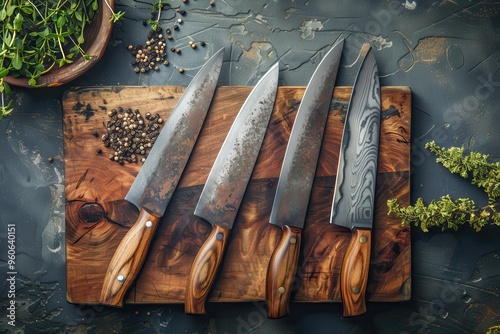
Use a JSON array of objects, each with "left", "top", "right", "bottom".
[{"left": 0, "top": 0, "right": 124, "bottom": 120}]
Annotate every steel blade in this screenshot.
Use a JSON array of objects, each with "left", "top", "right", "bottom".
[
  {"left": 270, "top": 40, "right": 344, "bottom": 229},
  {"left": 194, "top": 62, "right": 280, "bottom": 229},
  {"left": 125, "top": 48, "right": 224, "bottom": 215},
  {"left": 330, "top": 46, "right": 381, "bottom": 230}
]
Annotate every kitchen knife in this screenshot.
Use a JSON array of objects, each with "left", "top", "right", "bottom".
[
  {"left": 266, "top": 40, "right": 344, "bottom": 319},
  {"left": 185, "top": 62, "right": 280, "bottom": 314},
  {"left": 330, "top": 45, "right": 380, "bottom": 317},
  {"left": 98, "top": 48, "right": 224, "bottom": 307}
]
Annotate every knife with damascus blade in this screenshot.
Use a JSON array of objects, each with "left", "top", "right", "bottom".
[
  {"left": 98, "top": 48, "right": 224, "bottom": 307},
  {"left": 330, "top": 45, "right": 381, "bottom": 317},
  {"left": 265, "top": 40, "right": 344, "bottom": 319}
]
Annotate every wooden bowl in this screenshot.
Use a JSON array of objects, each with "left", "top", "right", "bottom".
[{"left": 4, "top": 0, "right": 114, "bottom": 88}]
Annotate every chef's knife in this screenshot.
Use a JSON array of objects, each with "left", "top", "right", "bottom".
[
  {"left": 330, "top": 46, "right": 380, "bottom": 317},
  {"left": 98, "top": 48, "right": 224, "bottom": 307},
  {"left": 185, "top": 62, "right": 280, "bottom": 314},
  {"left": 266, "top": 40, "right": 344, "bottom": 319}
]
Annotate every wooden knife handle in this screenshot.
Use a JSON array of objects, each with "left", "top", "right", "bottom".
[
  {"left": 185, "top": 224, "right": 231, "bottom": 314},
  {"left": 266, "top": 225, "right": 302, "bottom": 318},
  {"left": 99, "top": 207, "right": 161, "bottom": 307},
  {"left": 340, "top": 228, "right": 371, "bottom": 317}
]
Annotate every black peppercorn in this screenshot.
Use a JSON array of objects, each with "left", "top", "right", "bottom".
[{"left": 101, "top": 106, "right": 164, "bottom": 164}]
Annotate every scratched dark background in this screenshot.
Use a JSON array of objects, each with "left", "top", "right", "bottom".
[{"left": 1, "top": 1, "right": 500, "bottom": 333}]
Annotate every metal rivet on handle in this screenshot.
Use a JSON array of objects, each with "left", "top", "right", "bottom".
[
  {"left": 352, "top": 286, "right": 360, "bottom": 294},
  {"left": 289, "top": 237, "right": 297, "bottom": 245},
  {"left": 145, "top": 221, "right": 153, "bottom": 228},
  {"left": 117, "top": 275, "right": 125, "bottom": 282},
  {"left": 216, "top": 233, "right": 223, "bottom": 241},
  {"left": 278, "top": 287, "right": 286, "bottom": 294},
  {"left": 359, "top": 236, "right": 367, "bottom": 244}
]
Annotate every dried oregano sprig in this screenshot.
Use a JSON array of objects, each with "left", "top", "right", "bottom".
[
  {"left": 387, "top": 141, "right": 500, "bottom": 232},
  {"left": 426, "top": 141, "right": 500, "bottom": 203},
  {"left": 387, "top": 196, "right": 500, "bottom": 232}
]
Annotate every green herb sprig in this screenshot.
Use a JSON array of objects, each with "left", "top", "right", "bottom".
[
  {"left": 147, "top": 0, "right": 169, "bottom": 31},
  {"left": 0, "top": 0, "right": 123, "bottom": 120},
  {"left": 387, "top": 141, "right": 500, "bottom": 232}
]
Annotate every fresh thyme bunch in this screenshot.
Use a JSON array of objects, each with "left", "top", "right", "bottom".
[{"left": 388, "top": 141, "right": 500, "bottom": 232}]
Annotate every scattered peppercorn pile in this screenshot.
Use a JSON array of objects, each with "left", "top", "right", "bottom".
[
  {"left": 128, "top": 30, "right": 169, "bottom": 74},
  {"left": 101, "top": 107, "right": 163, "bottom": 164},
  {"left": 126, "top": 4, "right": 207, "bottom": 75}
]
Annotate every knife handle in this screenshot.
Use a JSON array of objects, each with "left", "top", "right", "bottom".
[
  {"left": 185, "top": 223, "right": 231, "bottom": 314},
  {"left": 99, "top": 207, "right": 161, "bottom": 307},
  {"left": 266, "top": 225, "right": 302, "bottom": 319},
  {"left": 340, "top": 228, "right": 371, "bottom": 317}
]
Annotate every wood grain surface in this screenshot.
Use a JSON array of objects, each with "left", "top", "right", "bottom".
[{"left": 63, "top": 85, "right": 411, "bottom": 305}]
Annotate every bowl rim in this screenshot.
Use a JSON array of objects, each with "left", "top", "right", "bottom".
[{"left": 4, "top": 0, "right": 114, "bottom": 88}]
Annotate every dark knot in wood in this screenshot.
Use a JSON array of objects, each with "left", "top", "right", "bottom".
[{"left": 78, "top": 202, "right": 105, "bottom": 223}]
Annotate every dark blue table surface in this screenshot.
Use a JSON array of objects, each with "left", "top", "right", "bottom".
[{"left": 1, "top": 1, "right": 499, "bottom": 333}]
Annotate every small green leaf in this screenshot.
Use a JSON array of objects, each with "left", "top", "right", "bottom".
[
  {"left": 110, "top": 11, "right": 125, "bottom": 23},
  {"left": 3, "top": 32, "right": 12, "bottom": 45},
  {"left": 12, "top": 52, "right": 22, "bottom": 70},
  {"left": 57, "top": 15, "right": 66, "bottom": 28},
  {"left": 0, "top": 9, "right": 6, "bottom": 21},
  {"left": 4, "top": 82, "right": 12, "bottom": 95},
  {"left": 0, "top": 68, "right": 9, "bottom": 79},
  {"left": 77, "top": 34, "right": 85, "bottom": 44},
  {"left": 6, "top": 5, "right": 16, "bottom": 17},
  {"left": 75, "top": 10, "right": 82, "bottom": 22},
  {"left": 21, "top": 6, "right": 34, "bottom": 15},
  {"left": 13, "top": 12, "right": 24, "bottom": 31},
  {"left": 39, "top": 27, "right": 50, "bottom": 38}
]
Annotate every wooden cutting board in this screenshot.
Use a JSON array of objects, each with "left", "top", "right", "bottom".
[{"left": 63, "top": 85, "right": 411, "bottom": 305}]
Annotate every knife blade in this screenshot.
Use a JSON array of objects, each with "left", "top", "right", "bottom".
[
  {"left": 265, "top": 40, "right": 344, "bottom": 319},
  {"left": 98, "top": 48, "right": 224, "bottom": 307},
  {"left": 185, "top": 62, "right": 280, "bottom": 314},
  {"left": 330, "top": 45, "right": 380, "bottom": 317}
]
